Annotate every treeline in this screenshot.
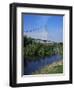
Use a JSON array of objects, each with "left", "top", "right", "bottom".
[{"left": 23, "top": 36, "right": 63, "bottom": 60}]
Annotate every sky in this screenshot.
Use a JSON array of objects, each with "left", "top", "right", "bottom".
[{"left": 23, "top": 14, "right": 63, "bottom": 42}]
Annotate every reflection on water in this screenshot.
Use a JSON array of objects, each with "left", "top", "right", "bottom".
[{"left": 24, "top": 54, "right": 62, "bottom": 75}]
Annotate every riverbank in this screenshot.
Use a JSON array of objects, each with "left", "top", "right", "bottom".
[
  {"left": 24, "top": 36, "right": 63, "bottom": 61},
  {"left": 32, "top": 60, "right": 63, "bottom": 74}
]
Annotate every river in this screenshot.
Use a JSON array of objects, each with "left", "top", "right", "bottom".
[{"left": 23, "top": 54, "right": 62, "bottom": 75}]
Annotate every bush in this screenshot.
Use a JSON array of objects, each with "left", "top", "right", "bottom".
[{"left": 23, "top": 36, "right": 63, "bottom": 60}]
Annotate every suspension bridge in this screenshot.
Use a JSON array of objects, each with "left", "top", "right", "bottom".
[{"left": 24, "top": 25, "right": 49, "bottom": 41}]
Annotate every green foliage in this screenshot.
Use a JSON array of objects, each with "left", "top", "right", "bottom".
[{"left": 23, "top": 36, "right": 63, "bottom": 60}]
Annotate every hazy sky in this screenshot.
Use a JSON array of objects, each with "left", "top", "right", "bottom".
[{"left": 23, "top": 14, "right": 63, "bottom": 42}]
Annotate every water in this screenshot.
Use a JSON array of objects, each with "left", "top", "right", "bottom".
[{"left": 24, "top": 54, "right": 62, "bottom": 75}]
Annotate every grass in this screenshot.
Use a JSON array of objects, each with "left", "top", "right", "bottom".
[{"left": 32, "top": 60, "right": 63, "bottom": 74}]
